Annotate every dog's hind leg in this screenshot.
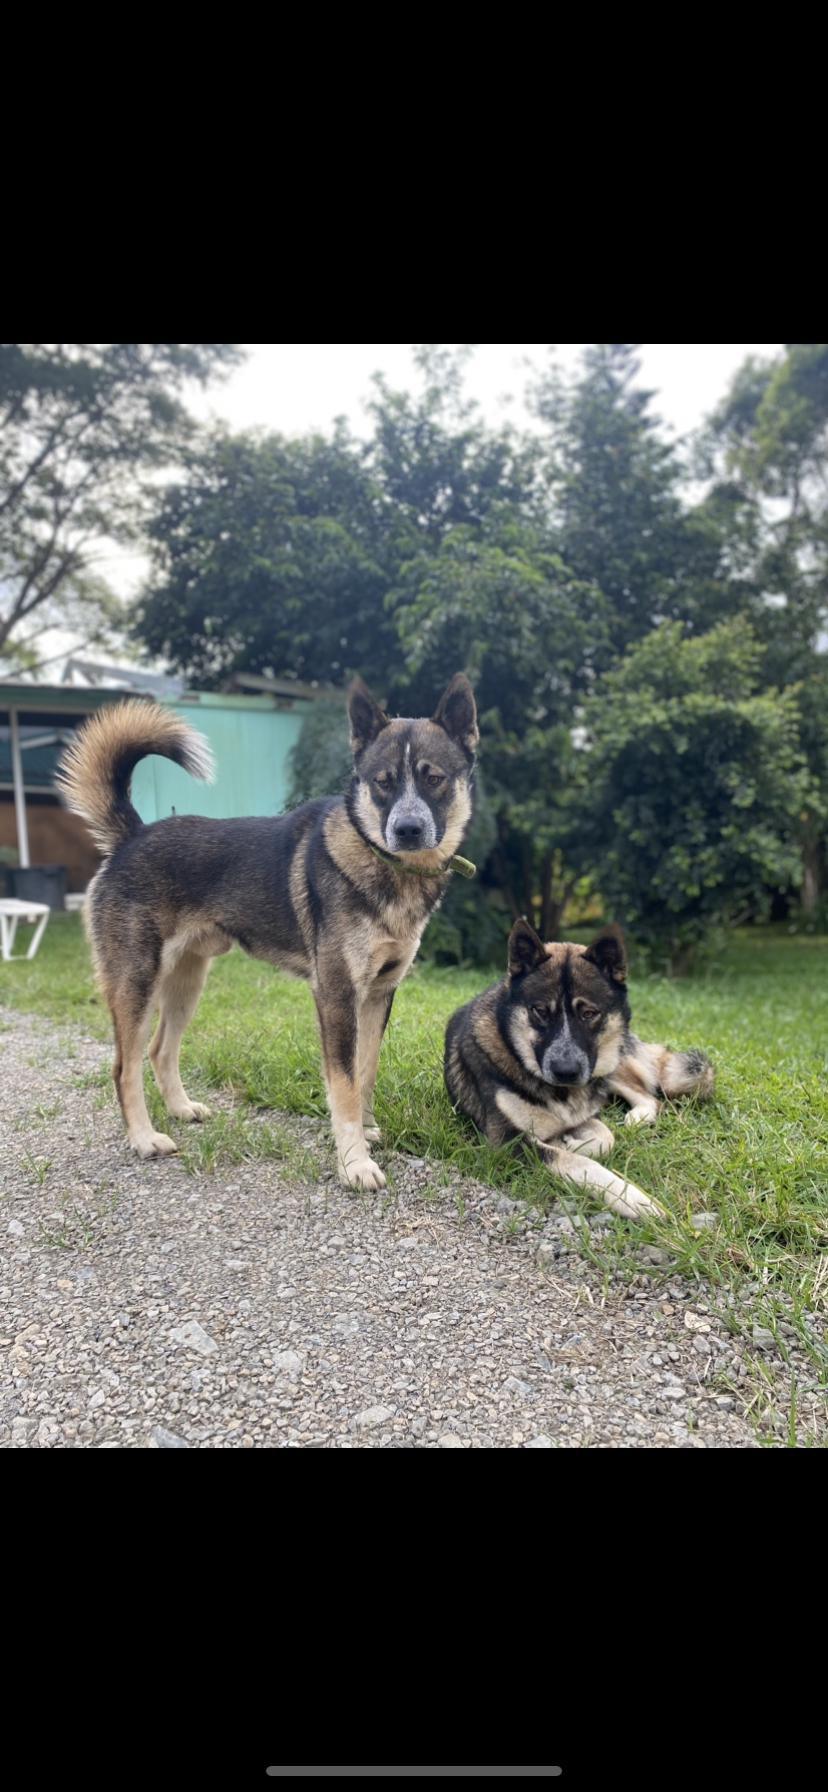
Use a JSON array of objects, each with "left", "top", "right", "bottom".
[
  {"left": 540, "top": 1142, "right": 665, "bottom": 1222},
  {"left": 606, "top": 1040, "right": 663, "bottom": 1126},
  {"left": 358, "top": 988, "right": 395, "bottom": 1143},
  {"left": 608, "top": 1038, "right": 714, "bottom": 1126},
  {"left": 109, "top": 973, "right": 177, "bottom": 1160},
  {"left": 150, "top": 949, "right": 212, "bottom": 1123}
]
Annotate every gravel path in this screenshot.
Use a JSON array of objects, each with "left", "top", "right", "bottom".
[{"left": 2, "top": 1004, "right": 824, "bottom": 1448}]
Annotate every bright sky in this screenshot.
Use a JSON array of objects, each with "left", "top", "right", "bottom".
[{"left": 94, "top": 342, "right": 781, "bottom": 604}]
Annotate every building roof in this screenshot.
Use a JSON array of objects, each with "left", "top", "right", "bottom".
[{"left": 60, "top": 655, "right": 186, "bottom": 695}]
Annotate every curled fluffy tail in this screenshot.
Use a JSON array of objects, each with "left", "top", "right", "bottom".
[
  {"left": 657, "top": 1045, "right": 715, "bottom": 1099},
  {"left": 623, "top": 1039, "right": 713, "bottom": 1103},
  {"left": 55, "top": 698, "right": 215, "bottom": 856}
]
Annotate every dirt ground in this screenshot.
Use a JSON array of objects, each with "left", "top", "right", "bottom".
[{"left": 2, "top": 1005, "right": 824, "bottom": 1448}]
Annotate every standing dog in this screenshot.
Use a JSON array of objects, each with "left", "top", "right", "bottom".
[
  {"left": 57, "top": 675, "right": 478, "bottom": 1188},
  {"left": 445, "top": 917, "right": 714, "bottom": 1220}
]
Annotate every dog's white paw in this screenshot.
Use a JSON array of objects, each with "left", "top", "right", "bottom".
[
  {"left": 132, "top": 1131, "right": 179, "bottom": 1159},
  {"left": 624, "top": 1103, "right": 659, "bottom": 1127},
  {"left": 609, "top": 1183, "right": 665, "bottom": 1221},
  {"left": 338, "top": 1154, "right": 387, "bottom": 1191},
  {"left": 172, "top": 1100, "right": 211, "bottom": 1123}
]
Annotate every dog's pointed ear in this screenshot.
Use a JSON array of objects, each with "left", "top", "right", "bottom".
[
  {"left": 432, "top": 673, "right": 479, "bottom": 758},
  {"left": 348, "top": 678, "right": 390, "bottom": 758},
  {"left": 584, "top": 924, "right": 627, "bottom": 984},
  {"left": 508, "top": 916, "right": 547, "bottom": 978}
]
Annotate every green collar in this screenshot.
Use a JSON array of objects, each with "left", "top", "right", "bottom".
[{"left": 368, "top": 842, "right": 476, "bottom": 880}]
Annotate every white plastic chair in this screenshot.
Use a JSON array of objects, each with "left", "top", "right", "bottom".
[{"left": 0, "top": 899, "right": 50, "bottom": 961}]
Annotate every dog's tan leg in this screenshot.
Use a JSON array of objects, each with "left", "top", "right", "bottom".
[
  {"left": 110, "top": 982, "right": 177, "bottom": 1159},
  {"left": 540, "top": 1142, "right": 665, "bottom": 1221},
  {"left": 607, "top": 1063, "right": 662, "bottom": 1127},
  {"left": 314, "top": 970, "right": 385, "bottom": 1191},
  {"left": 608, "top": 1040, "right": 714, "bottom": 1125},
  {"left": 150, "top": 950, "right": 211, "bottom": 1122},
  {"left": 358, "top": 988, "right": 395, "bottom": 1143}
]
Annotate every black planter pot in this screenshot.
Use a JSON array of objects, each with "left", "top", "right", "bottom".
[{"left": 9, "top": 865, "right": 68, "bottom": 910}]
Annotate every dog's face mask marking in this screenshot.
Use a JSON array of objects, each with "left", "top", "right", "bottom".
[
  {"left": 506, "top": 919, "right": 629, "bottom": 1087},
  {"left": 348, "top": 675, "right": 477, "bottom": 859}
]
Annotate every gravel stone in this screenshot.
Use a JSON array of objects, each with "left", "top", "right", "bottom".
[
  {"left": 352, "top": 1405, "right": 397, "bottom": 1431},
  {"left": 168, "top": 1320, "right": 218, "bottom": 1356},
  {"left": 272, "top": 1350, "right": 304, "bottom": 1377}
]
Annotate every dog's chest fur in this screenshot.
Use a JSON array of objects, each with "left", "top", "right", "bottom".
[{"left": 318, "top": 806, "right": 446, "bottom": 995}]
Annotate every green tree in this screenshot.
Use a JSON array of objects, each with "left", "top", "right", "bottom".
[
  {"left": 581, "top": 619, "right": 808, "bottom": 971},
  {"left": 134, "top": 426, "right": 394, "bottom": 688},
  {"left": 532, "top": 343, "right": 743, "bottom": 660},
  {"left": 794, "top": 663, "right": 828, "bottom": 918},
  {"left": 700, "top": 344, "right": 828, "bottom": 904},
  {"left": 366, "top": 345, "right": 546, "bottom": 546},
  {"left": 0, "top": 342, "right": 239, "bottom": 669},
  {"left": 387, "top": 517, "right": 603, "bottom": 935},
  {"left": 287, "top": 695, "right": 354, "bottom": 804}
]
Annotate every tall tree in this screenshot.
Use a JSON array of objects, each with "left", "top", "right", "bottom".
[
  {"left": 699, "top": 344, "right": 828, "bottom": 682},
  {"left": 700, "top": 344, "right": 828, "bottom": 905},
  {"left": 387, "top": 517, "right": 604, "bottom": 935},
  {"left": 580, "top": 619, "right": 808, "bottom": 970},
  {"left": 532, "top": 343, "right": 741, "bottom": 663},
  {"left": 0, "top": 342, "right": 239, "bottom": 669},
  {"left": 134, "top": 426, "right": 394, "bottom": 689},
  {"left": 366, "top": 345, "right": 546, "bottom": 546}
]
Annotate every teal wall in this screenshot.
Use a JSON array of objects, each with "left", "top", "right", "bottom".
[{"left": 131, "top": 695, "right": 305, "bottom": 823}]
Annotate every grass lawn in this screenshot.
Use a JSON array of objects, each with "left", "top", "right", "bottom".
[{"left": 2, "top": 915, "right": 827, "bottom": 1367}]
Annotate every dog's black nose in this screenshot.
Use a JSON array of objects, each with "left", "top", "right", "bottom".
[
  {"left": 393, "top": 818, "right": 425, "bottom": 847},
  {"left": 546, "top": 1058, "right": 582, "bottom": 1084}
]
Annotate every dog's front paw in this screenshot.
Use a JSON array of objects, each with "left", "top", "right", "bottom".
[
  {"left": 338, "top": 1153, "right": 387, "bottom": 1191},
  {"left": 609, "top": 1181, "right": 665, "bottom": 1221},
  {"left": 624, "top": 1103, "right": 659, "bottom": 1127},
  {"left": 132, "top": 1131, "right": 179, "bottom": 1159},
  {"left": 173, "top": 1100, "right": 211, "bottom": 1123}
]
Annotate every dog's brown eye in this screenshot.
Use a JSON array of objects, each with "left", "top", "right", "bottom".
[
  {"left": 374, "top": 772, "right": 392, "bottom": 792},
  {"left": 579, "top": 1003, "right": 600, "bottom": 1023},
  {"left": 418, "top": 762, "right": 446, "bottom": 789},
  {"left": 530, "top": 1004, "right": 550, "bottom": 1026}
]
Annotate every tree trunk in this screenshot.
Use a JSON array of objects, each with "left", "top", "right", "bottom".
[
  {"left": 801, "top": 838, "right": 823, "bottom": 914},
  {"left": 668, "top": 940, "right": 697, "bottom": 977},
  {"left": 540, "top": 865, "right": 576, "bottom": 941},
  {"left": 493, "top": 812, "right": 521, "bottom": 921},
  {"left": 539, "top": 855, "right": 554, "bottom": 939},
  {"left": 519, "top": 839, "right": 535, "bottom": 927}
]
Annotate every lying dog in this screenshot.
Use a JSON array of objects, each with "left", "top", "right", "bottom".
[
  {"left": 444, "top": 917, "right": 714, "bottom": 1220},
  {"left": 57, "top": 675, "right": 478, "bottom": 1187}
]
